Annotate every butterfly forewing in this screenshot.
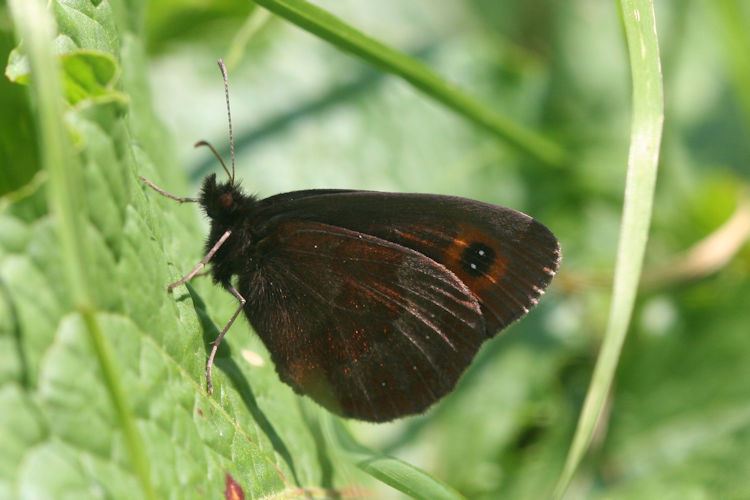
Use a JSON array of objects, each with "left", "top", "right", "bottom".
[
  {"left": 239, "top": 220, "right": 487, "bottom": 422},
  {"left": 251, "top": 191, "right": 561, "bottom": 334},
  {"left": 381, "top": 218, "right": 559, "bottom": 332}
]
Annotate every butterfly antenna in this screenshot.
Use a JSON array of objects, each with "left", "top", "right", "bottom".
[
  {"left": 217, "top": 59, "right": 236, "bottom": 185},
  {"left": 194, "top": 140, "right": 232, "bottom": 180}
]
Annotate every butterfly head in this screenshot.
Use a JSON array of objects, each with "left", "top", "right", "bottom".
[{"left": 200, "top": 173, "right": 254, "bottom": 224}]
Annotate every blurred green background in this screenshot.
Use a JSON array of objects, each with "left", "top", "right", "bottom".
[{"left": 2, "top": 0, "right": 749, "bottom": 499}]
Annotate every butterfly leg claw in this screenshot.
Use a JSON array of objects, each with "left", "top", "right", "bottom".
[{"left": 205, "top": 285, "right": 246, "bottom": 394}]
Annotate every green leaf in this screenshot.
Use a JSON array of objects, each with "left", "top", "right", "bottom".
[
  {"left": 2, "top": 1, "right": 340, "bottom": 498},
  {"left": 61, "top": 50, "right": 121, "bottom": 104},
  {"left": 6, "top": 0, "right": 120, "bottom": 83},
  {"left": 10, "top": 48, "right": 126, "bottom": 106}
]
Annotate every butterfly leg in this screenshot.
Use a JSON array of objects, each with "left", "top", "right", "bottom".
[
  {"left": 206, "top": 284, "right": 246, "bottom": 394},
  {"left": 139, "top": 176, "right": 200, "bottom": 203},
  {"left": 167, "top": 230, "right": 232, "bottom": 290}
]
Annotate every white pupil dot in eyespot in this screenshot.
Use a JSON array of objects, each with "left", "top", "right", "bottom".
[
  {"left": 470, "top": 263, "right": 477, "bottom": 269},
  {"left": 478, "top": 249, "right": 485, "bottom": 256}
]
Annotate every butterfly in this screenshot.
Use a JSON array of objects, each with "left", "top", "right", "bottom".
[{"left": 143, "top": 60, "right": 560, "bottom": 422}]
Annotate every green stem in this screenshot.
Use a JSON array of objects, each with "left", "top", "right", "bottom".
[
  {"left": 7, "top": 1, "right": 155, "bottom": 498},
  {"left": 252, "top": 0, "right": 568, "bottom": 168}
]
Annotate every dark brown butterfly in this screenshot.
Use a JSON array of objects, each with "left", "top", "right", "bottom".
[{"left": 144, "top": 60, "right": 560, "bottom": 422}]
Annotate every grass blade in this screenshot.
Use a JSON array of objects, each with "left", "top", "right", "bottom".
[
  {"left": 553, "top": 0, "right": 664, "bottom": 497},
  {"left": 324, "top": 416, "right": 465, "bottom": 500}
]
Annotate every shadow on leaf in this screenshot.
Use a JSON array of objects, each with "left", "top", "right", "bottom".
[{"left": 185, "top": 283, "right": 303, "bottom": 488}]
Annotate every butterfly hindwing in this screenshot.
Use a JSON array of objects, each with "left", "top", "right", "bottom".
[{"left": 239, "top": 219, "right": 487, "bottom": 422}]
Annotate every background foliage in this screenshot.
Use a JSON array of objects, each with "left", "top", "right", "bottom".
[{"left": 1, "top": 0, "right": 749, "bottom": 498}]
